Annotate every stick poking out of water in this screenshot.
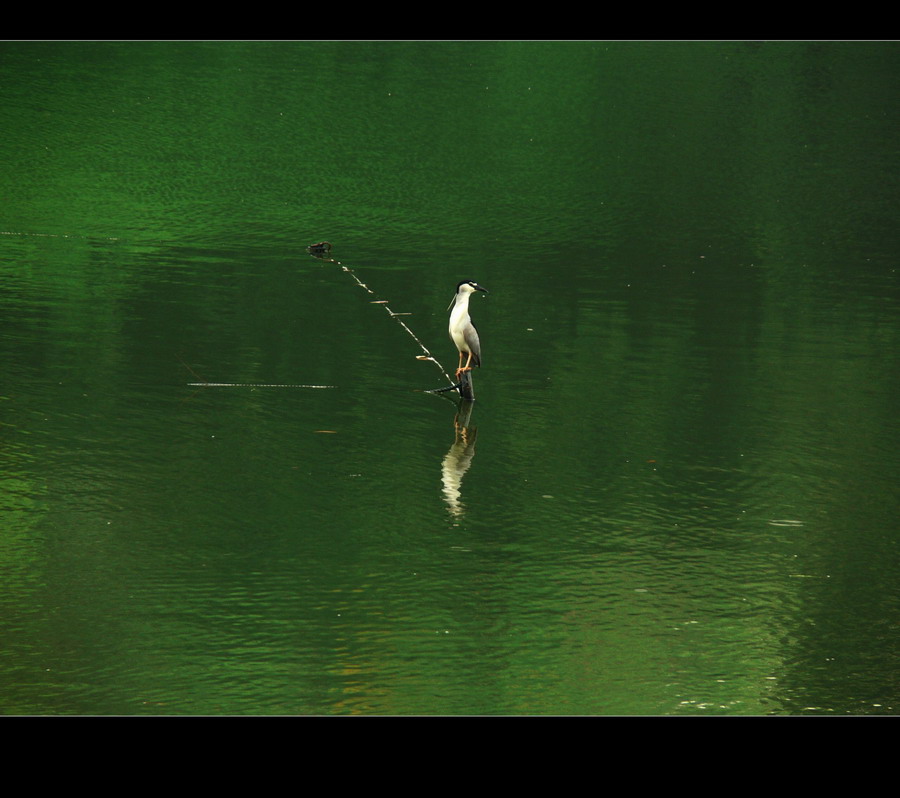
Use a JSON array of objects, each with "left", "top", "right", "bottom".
[
  {"left": 186, "top": 382, "right": 335, "bottom": 388},
  {"left": 307, "top": 242, "right": 456, "bottom": 388}
]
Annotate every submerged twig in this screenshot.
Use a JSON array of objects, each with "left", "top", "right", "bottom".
[
  {"left": 178, "top": 354, "right": 334, "bottom": 391},
  {"left": 308, "top": 242, "right": 456, "bottom": 387},
  {"left": 187, "top": 382, "right": 335, "bottom": 388},
  {"left": 426, "top": 381, "right": 463, "bottom": 394}
]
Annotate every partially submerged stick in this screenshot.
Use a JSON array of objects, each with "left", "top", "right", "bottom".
[
  {"left": 179, "top": 353, "right": 335, "bottom": 390},
  {"left": 183, "top": 244, "right": 469, "bottom": 397},
  {"left": 186, "top": 382, "right": 335, "bottom": 388},
  {"left": 307, "top": 242, "right": 460, "bottom": 392}
]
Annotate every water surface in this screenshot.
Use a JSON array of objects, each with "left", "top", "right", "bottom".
[{"left": 1, "top": 41, "right": 898, "bottom": 715}]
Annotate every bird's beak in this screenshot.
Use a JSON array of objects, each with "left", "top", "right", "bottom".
[{"left": 475, "top": 284, "right": 488, "bottom": 295}]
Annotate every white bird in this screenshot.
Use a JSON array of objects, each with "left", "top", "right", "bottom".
[{"left": 448, "top": 279, "right": 488, "bottom": 379}]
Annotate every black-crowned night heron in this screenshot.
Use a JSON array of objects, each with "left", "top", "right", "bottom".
[{"left": 448, "top": 279, "right": 488, "bottom": 379}]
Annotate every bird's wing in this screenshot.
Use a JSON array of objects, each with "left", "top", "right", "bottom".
[{"left": 464, "top": 323, "right": 481, "bottom": 366}]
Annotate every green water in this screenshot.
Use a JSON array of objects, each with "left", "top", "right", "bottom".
[{"left": 1, "top": 41, "right": 897, "bottom": 715}]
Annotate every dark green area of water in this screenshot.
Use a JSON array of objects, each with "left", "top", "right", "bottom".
[{"left": 1, "top": 41, "right": 898, "bottom": 715}]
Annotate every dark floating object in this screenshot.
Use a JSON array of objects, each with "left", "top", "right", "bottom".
[{"left": 307, "top": 241, "right": 332, "bottom": 257}]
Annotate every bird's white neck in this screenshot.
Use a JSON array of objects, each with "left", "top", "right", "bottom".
[{"left": 450, "top": 291, "right": 471, "bottom": 323}]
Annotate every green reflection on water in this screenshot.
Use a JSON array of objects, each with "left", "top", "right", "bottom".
[{"left": 1, "top": 41, "right": 897, "bottom": 715}]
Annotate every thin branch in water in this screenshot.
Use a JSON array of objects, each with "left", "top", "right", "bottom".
[
  {"left": 186, "top": 382, "right": 335, "bottom": 388},
  {"left": 308, "top": 242, "right": 455, "bottom": 386}
]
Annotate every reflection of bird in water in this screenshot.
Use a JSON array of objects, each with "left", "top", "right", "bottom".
[
  {"left": 448, "top": 280, "right": 488, "bottom": 380},
  {"left": 441, "top": 406, "right": 478, "bottom": 517}
]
